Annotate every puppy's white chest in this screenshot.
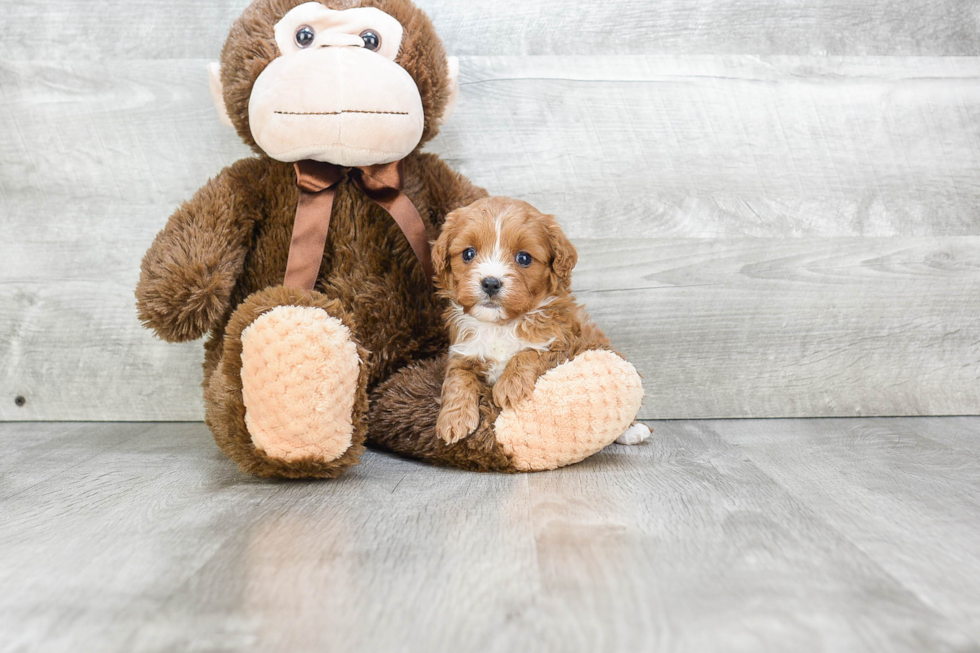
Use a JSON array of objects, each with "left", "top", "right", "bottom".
[
  {"left": 450, "top": 320, "right": 549, "bottom": 384},
  {"left": 481, "top": 332, "right": 526, "bottom": 384}
]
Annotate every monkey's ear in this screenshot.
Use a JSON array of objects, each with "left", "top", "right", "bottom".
[
  {"left": 439, "top": 57, "right": 460, "bottom": 125},
  {"left": 207, "top": 62, "right": 235, "bottom": 128}
]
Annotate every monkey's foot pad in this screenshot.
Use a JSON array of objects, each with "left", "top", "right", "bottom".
[
  {"left": 494, "top": 350, "right": 644, "bottom": 472},
  {"left": 240, "top": 306, "right": 361, "bottom": 464}
]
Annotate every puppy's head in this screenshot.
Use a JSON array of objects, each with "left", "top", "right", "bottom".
[{"left": 432, "top": 196, "right": 577, "bottom": 323}]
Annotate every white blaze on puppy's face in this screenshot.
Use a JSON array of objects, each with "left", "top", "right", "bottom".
[
  {"left": 244, "top": 3, "right": 425, "bottom": 167},
  {"left": 468, "top": 209, "right": 515, "bottom": 322}
]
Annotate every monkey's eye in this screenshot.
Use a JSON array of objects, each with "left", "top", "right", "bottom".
[
  {"left": 516, "top": 251, "right": 533, "bottom": 267},
  {"left": 462, "top": 247, "right": 477, "bottom": 263},
  {"left": 360, "top": 30, "right": 381, "bottom": 52},
  {"left": 295, "top": 25, "right": 316, "bottom": 48}
]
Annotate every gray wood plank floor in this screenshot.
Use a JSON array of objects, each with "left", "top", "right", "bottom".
[{"left": 2, "top": 419, "right": 979, "bottom": 652}]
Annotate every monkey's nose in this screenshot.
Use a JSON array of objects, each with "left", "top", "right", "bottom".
[{"left": 481, "top": 277, "right": 503, "bottom": 297}]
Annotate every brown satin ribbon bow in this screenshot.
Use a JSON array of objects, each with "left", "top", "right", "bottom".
[{"left": 283, "top": 159, "right": 434, "bottom": 290}]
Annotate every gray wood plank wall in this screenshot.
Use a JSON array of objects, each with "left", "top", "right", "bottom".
[{"left": 1, "top": 1, "right": 979, "bottom": 421}]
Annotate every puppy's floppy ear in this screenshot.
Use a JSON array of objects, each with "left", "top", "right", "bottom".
[
  {"left": 432, "top": 209, "right": 461, "bottom": 290},
  {"left": 546, "top": 217, "right": 578, "bottom": 290}
]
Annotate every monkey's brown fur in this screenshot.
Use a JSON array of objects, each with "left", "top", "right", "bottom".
[
  {"left": 138, "top": 0, "right": 643, "bottom": 478},
  {"left": 137, "top": 0, "right": 502, "bottom": 477},
  {"left": 368, "top": 356, "right": 519, "bottom": 472}
]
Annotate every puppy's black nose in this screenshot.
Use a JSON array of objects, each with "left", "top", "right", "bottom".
[{"left": 481, "top": 277, "right": 503, "bottom": 297}]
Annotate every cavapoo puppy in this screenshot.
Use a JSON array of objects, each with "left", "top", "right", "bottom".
[{"left": 432, "top": 196, "right": 651, "bottom": 446}]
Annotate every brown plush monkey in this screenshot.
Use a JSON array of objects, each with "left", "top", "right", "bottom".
[{"left": 137, "top": 0, "right": 645, "bottom": 479}]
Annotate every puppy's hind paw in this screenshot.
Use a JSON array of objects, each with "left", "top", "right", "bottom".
[{"left": 616, "top": 422, "right": 652, "bottom": 446}]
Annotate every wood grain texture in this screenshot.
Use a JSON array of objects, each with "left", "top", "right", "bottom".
[
  {"left": 577, "top": 237, "right": 980, "bottom": 419},
  {"left": 2, "top": 0, "right": 978, "bottom": 59},
  {"left": 0, "top": 279, "right": 205, "bottom": 421},
  {"left": 2, "top": 41, "right": 980, "bottom": 418},
  {"left": 4, "top": 237, "right": 979, "bottom": 420},
  {"left": 716, "top": 418, "right": 980, "bottom": 639},
  {"left": 440, "top": 56, "right": 980, "bottom": 238},
  {"left": 4, "top": 57, "right": 980, "bottom": 242},
  {"left": 2, "top": 419, "right": 979, "bottom": 651}
]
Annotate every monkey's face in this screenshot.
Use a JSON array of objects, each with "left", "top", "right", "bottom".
[
  {"left": 211, "top": 0, "right": 458, "bottom": 167},
  {"left": 250, "top": 3, "right": 423, "bottom": 166}
]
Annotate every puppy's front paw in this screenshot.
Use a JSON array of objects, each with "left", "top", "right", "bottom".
[
  {"left": 436, "top": 396, "right": 481, "bottom": 445},
  {"left": 492, "top": 368, "right": 538, "bottom": 410}
]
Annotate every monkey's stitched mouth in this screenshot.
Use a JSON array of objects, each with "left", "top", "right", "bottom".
[{"left": 274, "top": 110, "right": 410, "bottom": 116}]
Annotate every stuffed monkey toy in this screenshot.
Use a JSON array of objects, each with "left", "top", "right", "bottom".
[{"left": 136, "top": 0, "right": 645, "bottom": 478}]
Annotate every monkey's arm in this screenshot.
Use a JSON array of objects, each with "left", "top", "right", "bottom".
[
  {"left": 136, "top": 161, "right": 258, "bottom": 343},
  {"left": 437, "top": 355, "right": 488, "bottom": 444}
]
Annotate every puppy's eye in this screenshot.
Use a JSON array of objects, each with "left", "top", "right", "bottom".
[
  {"left": 516, "top": 251, "right": 533, "bottom": 267},
  {"left": 462, "top": 247, "right": 477, "bottom": 263},
  {"left": 360, "top": 30, "right": 381, "bottom": 51},
  {"left": 295, "top": 26, "right": 315, "bottom": 48}
]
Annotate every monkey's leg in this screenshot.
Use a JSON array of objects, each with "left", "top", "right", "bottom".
[
  {"left": 367, "top": 350, "right": 644, "bottom": 472},
  {"left": 366, "top": 356, "right": 516, "bottom": 472},
  {"left": 491, "top": 350, "right": 644, "bottom": 471},
  {"left": 205, "top": 286, "right": 369, "bottom": 479}
]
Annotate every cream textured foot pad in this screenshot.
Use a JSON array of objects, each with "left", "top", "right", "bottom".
[
  {"left": 241, "top": 306, "right": 361, "bottom": 464},
  {"left": 494, "top": 350, "right": 644, "bottom": 472}
]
